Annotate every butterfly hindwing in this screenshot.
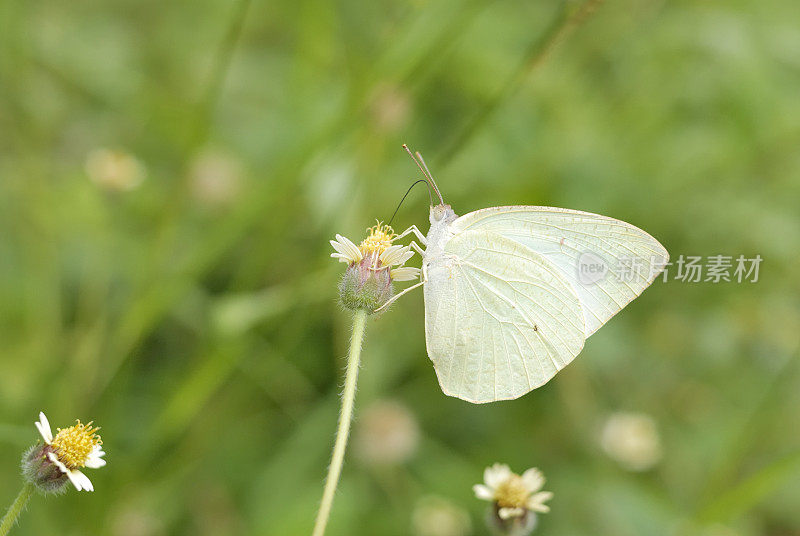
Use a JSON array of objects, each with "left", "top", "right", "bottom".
[{"left": 423, "top": 230, "right": 585, "bottom": 403}]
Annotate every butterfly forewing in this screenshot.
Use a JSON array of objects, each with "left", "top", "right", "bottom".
[
  {"left": 449, "top": 207, "right": 668, "bottom": 337},
  {"left": 424, "top": 230, "right": 585, "bottom": 403}
]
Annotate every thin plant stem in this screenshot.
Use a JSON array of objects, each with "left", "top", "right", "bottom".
[
  {"left": 0, "top": 483, "right": 34, "bottom": 536},
  {"left": 312, "top": 309, "right": 368, "bottom": 536}
]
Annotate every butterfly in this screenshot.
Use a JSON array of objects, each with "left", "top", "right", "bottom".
[{"left": 384, "top": 146, "right": 668, "bottom": 403}]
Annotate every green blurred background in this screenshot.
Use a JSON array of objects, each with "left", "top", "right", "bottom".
[{"left": 1, "top": 0, "right": 799, "bottom": 534}]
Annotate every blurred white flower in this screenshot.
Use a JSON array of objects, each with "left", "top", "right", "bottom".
[
  {"left": 85, "top": 148, "right": 145, "bottom": 191},
  {"left": 355, "top": 400, "right": 420, "bottom": 466},
  {"left": 189, "top": 149, "right": 243, "bottom": 208},
  {"left": 369, "top": 83, "right": 412, "bottom": 134},
  {"left": 474, "top": 464, "right": 552, "bottom": 520},
  {"left": 412, "top": 495, "right": 472, "bottom": 536},
  {"left": 31, "top": 411, "right": 106, "bottom": 492},
  {"left": 600, "top": 412, "right": 662, "bottom": 471},
  {"left": 111, "top": 506, "right": 165, "bottom": 536}
]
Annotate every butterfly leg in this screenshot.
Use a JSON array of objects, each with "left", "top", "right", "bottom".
[
  {"left": 408, "top": 240, "right": 425, "bottom": 257},
  {"left": 374, "top": 280, "right": 425, "bottom": 313},
  {"left": 396, "top": 225, "right": 427, "bottom": 245}
]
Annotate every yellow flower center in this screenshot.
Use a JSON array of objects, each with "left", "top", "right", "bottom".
[
  {"left": 494, "top": 475, "right": 530, "bottom": 509},
  {"left": 51, "top": 421, "right": 102, "bottom": 469},
  {"left": 359, "top": 222, "right": 396, "bottom": 256}
]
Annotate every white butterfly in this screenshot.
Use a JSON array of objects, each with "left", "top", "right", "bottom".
[{"left": 384, "top": 147, "right": 668, "bottom": 404}]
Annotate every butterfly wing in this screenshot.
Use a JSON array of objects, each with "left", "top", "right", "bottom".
[
  {"left": 424, "top": 230, "right": 585, "bottom": 403},
  {"left": 449, "top": 206, "right": 668, "bottom": 337}
]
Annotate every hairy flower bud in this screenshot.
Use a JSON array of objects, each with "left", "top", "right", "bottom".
[
  {"left": 339, "top": 253, "right": 394, "bottom": 312},
  {"left": 21, "top": 444, "right": 69, "bottom": 495},
  {"left": 485, "top": 506, "right": 537, "bottom": 536}
]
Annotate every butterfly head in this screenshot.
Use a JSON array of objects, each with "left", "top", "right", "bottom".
[{"left": 430, "top": 204, "right": 457, "bottom": 225}]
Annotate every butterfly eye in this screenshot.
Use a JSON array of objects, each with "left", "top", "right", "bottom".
[{"left": 432, "top": 205, "right": 446, "bottom": 221}]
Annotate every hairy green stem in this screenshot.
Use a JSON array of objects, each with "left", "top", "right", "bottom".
[
  {"left": 312, "top": 309, "right": 368, "bottom": 536},
  {"left": 0, "top": 483, "right": 34, "bottom": 536}
]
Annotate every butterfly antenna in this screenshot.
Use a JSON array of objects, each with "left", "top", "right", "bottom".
[
  {"left": 388, "top": 179, "right": 432, "bottom": 227},
  {"left": 403, "top": 144, "right": 444, "bottom": 205},
  {"left": 414, "top": 151, "right": 434, "bottom": 182}
]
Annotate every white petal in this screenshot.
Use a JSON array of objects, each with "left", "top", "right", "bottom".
[
  {"left": 472, "top": 484, "right": 495, "bottom": 501},
  {"left": 35, "top": 412, "right": 53, "bottom": 444},
  {"left": 380, "top": 245, "right": 413, "bottom": 267},
  {"left": 336, "top": 234, "right": 359, "bottom": 251},
  {"left": 395, "top": 250, "right": 414, "bottom": 265},
  {"left": 65, "top": 470, "right": 84, "bottom": 491},
  {"left": 390, "top": 267, "right": 421, "bottom": 282},
  {"left": 521, "top": 467, "right": 545, "bottom": 492},
  {"left": 76, "top": 471, "right": 94, "bottom": 492},
  {"left": 67, "top": 470, "right": 94, "bottom": 492},
  {"left": 378, "top": 245, "right": 399, "bottom": 264},
  {"left": 484, "top": 463, "right": 512, "bottom": 488},
  {"left": 330, "top": 235, "right": 362, "bottom": 263},
  {"left": 527, "top": 491, "right": 553, "bottom": 513},
  {"left": 331, "top": 253, "right": 354, "bottom": 263},
  {"left": 83, "top": 444, "right": 106, "bottom": 468},
  {"left": 85, "top": 455, "right": 106, "bottom": 469},
  {"left": 498, "top": 507, "right": 525, "bottom": 520},
  {"left": 329, "top": 245, "right": 353, "bottom": 263},
  {"left": 379, "top": 244, "right": 401, "bottom": 256},
  {"left": 329, "top": 235, "right": 351, "bottom": 253},
  {"left": 47, "top": 452, "right": 69, "bottom": 475}
]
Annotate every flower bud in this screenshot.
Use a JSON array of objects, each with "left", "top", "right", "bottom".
[
  {"left": 338, "top": 254, "right": 394, "bottom": 312},
  {"left": 485, "top": 506, "right": 537, "bottom": 536},
  {"left": 21, "top": 444, "right": 69, "bottom": 495}
]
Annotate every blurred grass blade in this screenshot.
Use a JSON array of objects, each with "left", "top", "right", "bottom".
[{"left": 696, "top": 450, "right": 800, "bottom": 524}]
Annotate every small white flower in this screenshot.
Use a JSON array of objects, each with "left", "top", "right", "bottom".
[
  {"left": 331, "top": 222, "right": 421, "bottom": 312},
  {"left": 35, "top": 411, "right": 106, "bottom": 492},
  {"left": 473, "top": 463, "right": 553, "bottom": 520}
]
